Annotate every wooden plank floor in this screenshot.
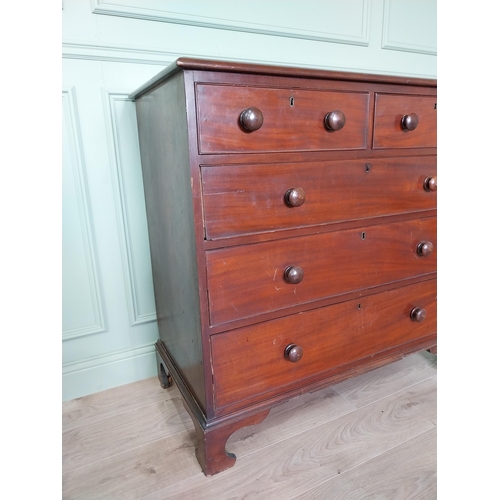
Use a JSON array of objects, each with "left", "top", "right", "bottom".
[{"left": 62, "top": 351, "right": 437, "bottom": 499}]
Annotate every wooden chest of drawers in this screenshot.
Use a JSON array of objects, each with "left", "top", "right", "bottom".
[{"left": 131, "top": 58, "right": 437, "bottom": 476}]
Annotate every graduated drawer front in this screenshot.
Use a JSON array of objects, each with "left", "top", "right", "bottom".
[
  {"left": 211, "top": 279, "right": 436, "bottom": 413},
  {"left": 206, "top": 217, "right": 436, "bottom": 325},
  {"left": 196, "top": 84, "right": 369, "bottom": 154},
  {"left": 202, "top": 157, "right": 436, "bottom": 239},
  {"left": 373, "top": 94, "right": 437, "bottom": 149}
]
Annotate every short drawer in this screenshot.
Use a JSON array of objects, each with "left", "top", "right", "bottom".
[
  {"left": 373, "top": 94, "right": 437, "bottom": 149},
  {"left": 196, "top": 84, "right": 369, "bottom": 154},
  {"left": 211, "top": 279, "right": 436, "bottom": 413},
  {"left": 206, "top": 217, "right": 436, "bottom": 325},
  {"left": 202, "top": 157, "right": 437, "bottom": 239}
]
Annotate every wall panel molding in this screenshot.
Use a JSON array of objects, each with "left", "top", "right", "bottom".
[
  {"left": 62, "top": 40, "right": 176, "bottom": 65},
  {"left": 381, "top": 0, "right": 437, "bottom": 55},
  {"left": 62, "top": 87, "right": 106, "bottom": 340},
  {"left": 62, "top": 40, "right": 435, "bottom": 79},
  {"left": 62, "top": 0, "right": 436, "bottom": 401},
  {"left": 103, "top": 91, "right": 156, "bottom": 326},
  {"left": 91, "top": 0, "right": 371, "bottom": 46}
]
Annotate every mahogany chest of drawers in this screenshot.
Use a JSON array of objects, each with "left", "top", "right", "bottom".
[{"left": 131, "top": 58, "right": 437, "bottom": 476}]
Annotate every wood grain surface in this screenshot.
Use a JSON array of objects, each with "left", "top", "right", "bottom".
[
  {"left": 196, "top": 84, "right": 369, "bottom": 154},
  {"left": 373, "top": 94, "right": 437, "bottom": 149},
  {"left": 62, "top": 351, "right": 436, "bottom": 499},
  {"left": 201, "top": 156, "right": 437, "bottom": 239},
  {"left": 131, "top": 59, "right": 438, "bottom": 476},
  {"left": 206, "top": 218, "right": 436, "bottom": 325},
  {"left": 145, "top": 377, "right": 436, "bottom": 499},
  {"left": 292, "top": 427, "right": 437, "bottom": 499},
  {"left": 211, "top": 279, "right": 436, "bottom": 412}
]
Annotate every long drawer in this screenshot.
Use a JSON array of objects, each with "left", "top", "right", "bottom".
[
  {"left": 206, "top": 217, "right": 436, "bottom": 325},
  {"left": 196, "top": 84, "right": 369, "bottom": 154},
  {"left": 211, "top": 279, "right": 436, "bottom": 413},
  {"left": 202, "top": 157, "right": 436, "bottom": 239}
]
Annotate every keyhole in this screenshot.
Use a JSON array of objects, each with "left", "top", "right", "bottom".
[
  {"left": 434, "top": 103, "right": 437, "bottom": 110},
  {"left": 358, "top": 303, "right": 362, "bottom": 310},
  {"left": 290, "top": 97, "right": 294, "bottom": 107},
  {"left": 365, "top": 164, "right": 371, "bottom": 173},
  {"left": 361, "top": 232, "right": 366, "bottom": 240}
]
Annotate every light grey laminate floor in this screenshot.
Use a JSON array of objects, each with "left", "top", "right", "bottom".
[{"left": 62, "top": 350, "right": 437, "bottom": 499}]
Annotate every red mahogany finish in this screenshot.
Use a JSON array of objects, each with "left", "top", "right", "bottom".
[
  {"left": 211, "top": 279, "right": 436, "bottom": 413},
  {"left": 131, "top": 58, "right": 437, "bottom": 476},
  {"left": 196, "top": 84, "right": 369, "bottom": 153},
  {"left": 206, "top": 217, "right": 436, "bottom": 326},
  {"left": 373, "top": 94, "right": 437, "bottom": 149},
  {"left": 201, "top": 156, "right": 436, "bottom": 239}
]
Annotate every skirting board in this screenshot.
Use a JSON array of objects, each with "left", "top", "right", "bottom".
[{"left": 62, "top": 344, "right": 156, "bottom": 401}]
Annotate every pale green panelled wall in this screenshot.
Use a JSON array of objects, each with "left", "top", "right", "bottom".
[{"left": 62, "top": 0, "right": 437, "bottom": 401}]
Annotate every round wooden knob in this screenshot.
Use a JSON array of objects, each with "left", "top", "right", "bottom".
[
  {"left": 324, "top": 110, "right": 346, "bottom": 131},
  {"left": 284, "top": 266, "right": 304, "bottom": 284},
  {"left": 417, "top": 241, "right": 434, "bottom": 257},
  {"left": 284, "top": 344, "right": 303, "bottom": 363},
  {"left": 401, "top": 113, "right": 419, "bottom": 131},
  {"left": 285, "top": 187, "right": 306, "bottom": 207},
  {"left": 410, "top": 307, "right": 427, "bottom": 322},
  {"left": 423, "top": 176, "right": 437, "bottom": 192},
  {"left": 239, "top": 107, "right": 264, "bottom": 132}
]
